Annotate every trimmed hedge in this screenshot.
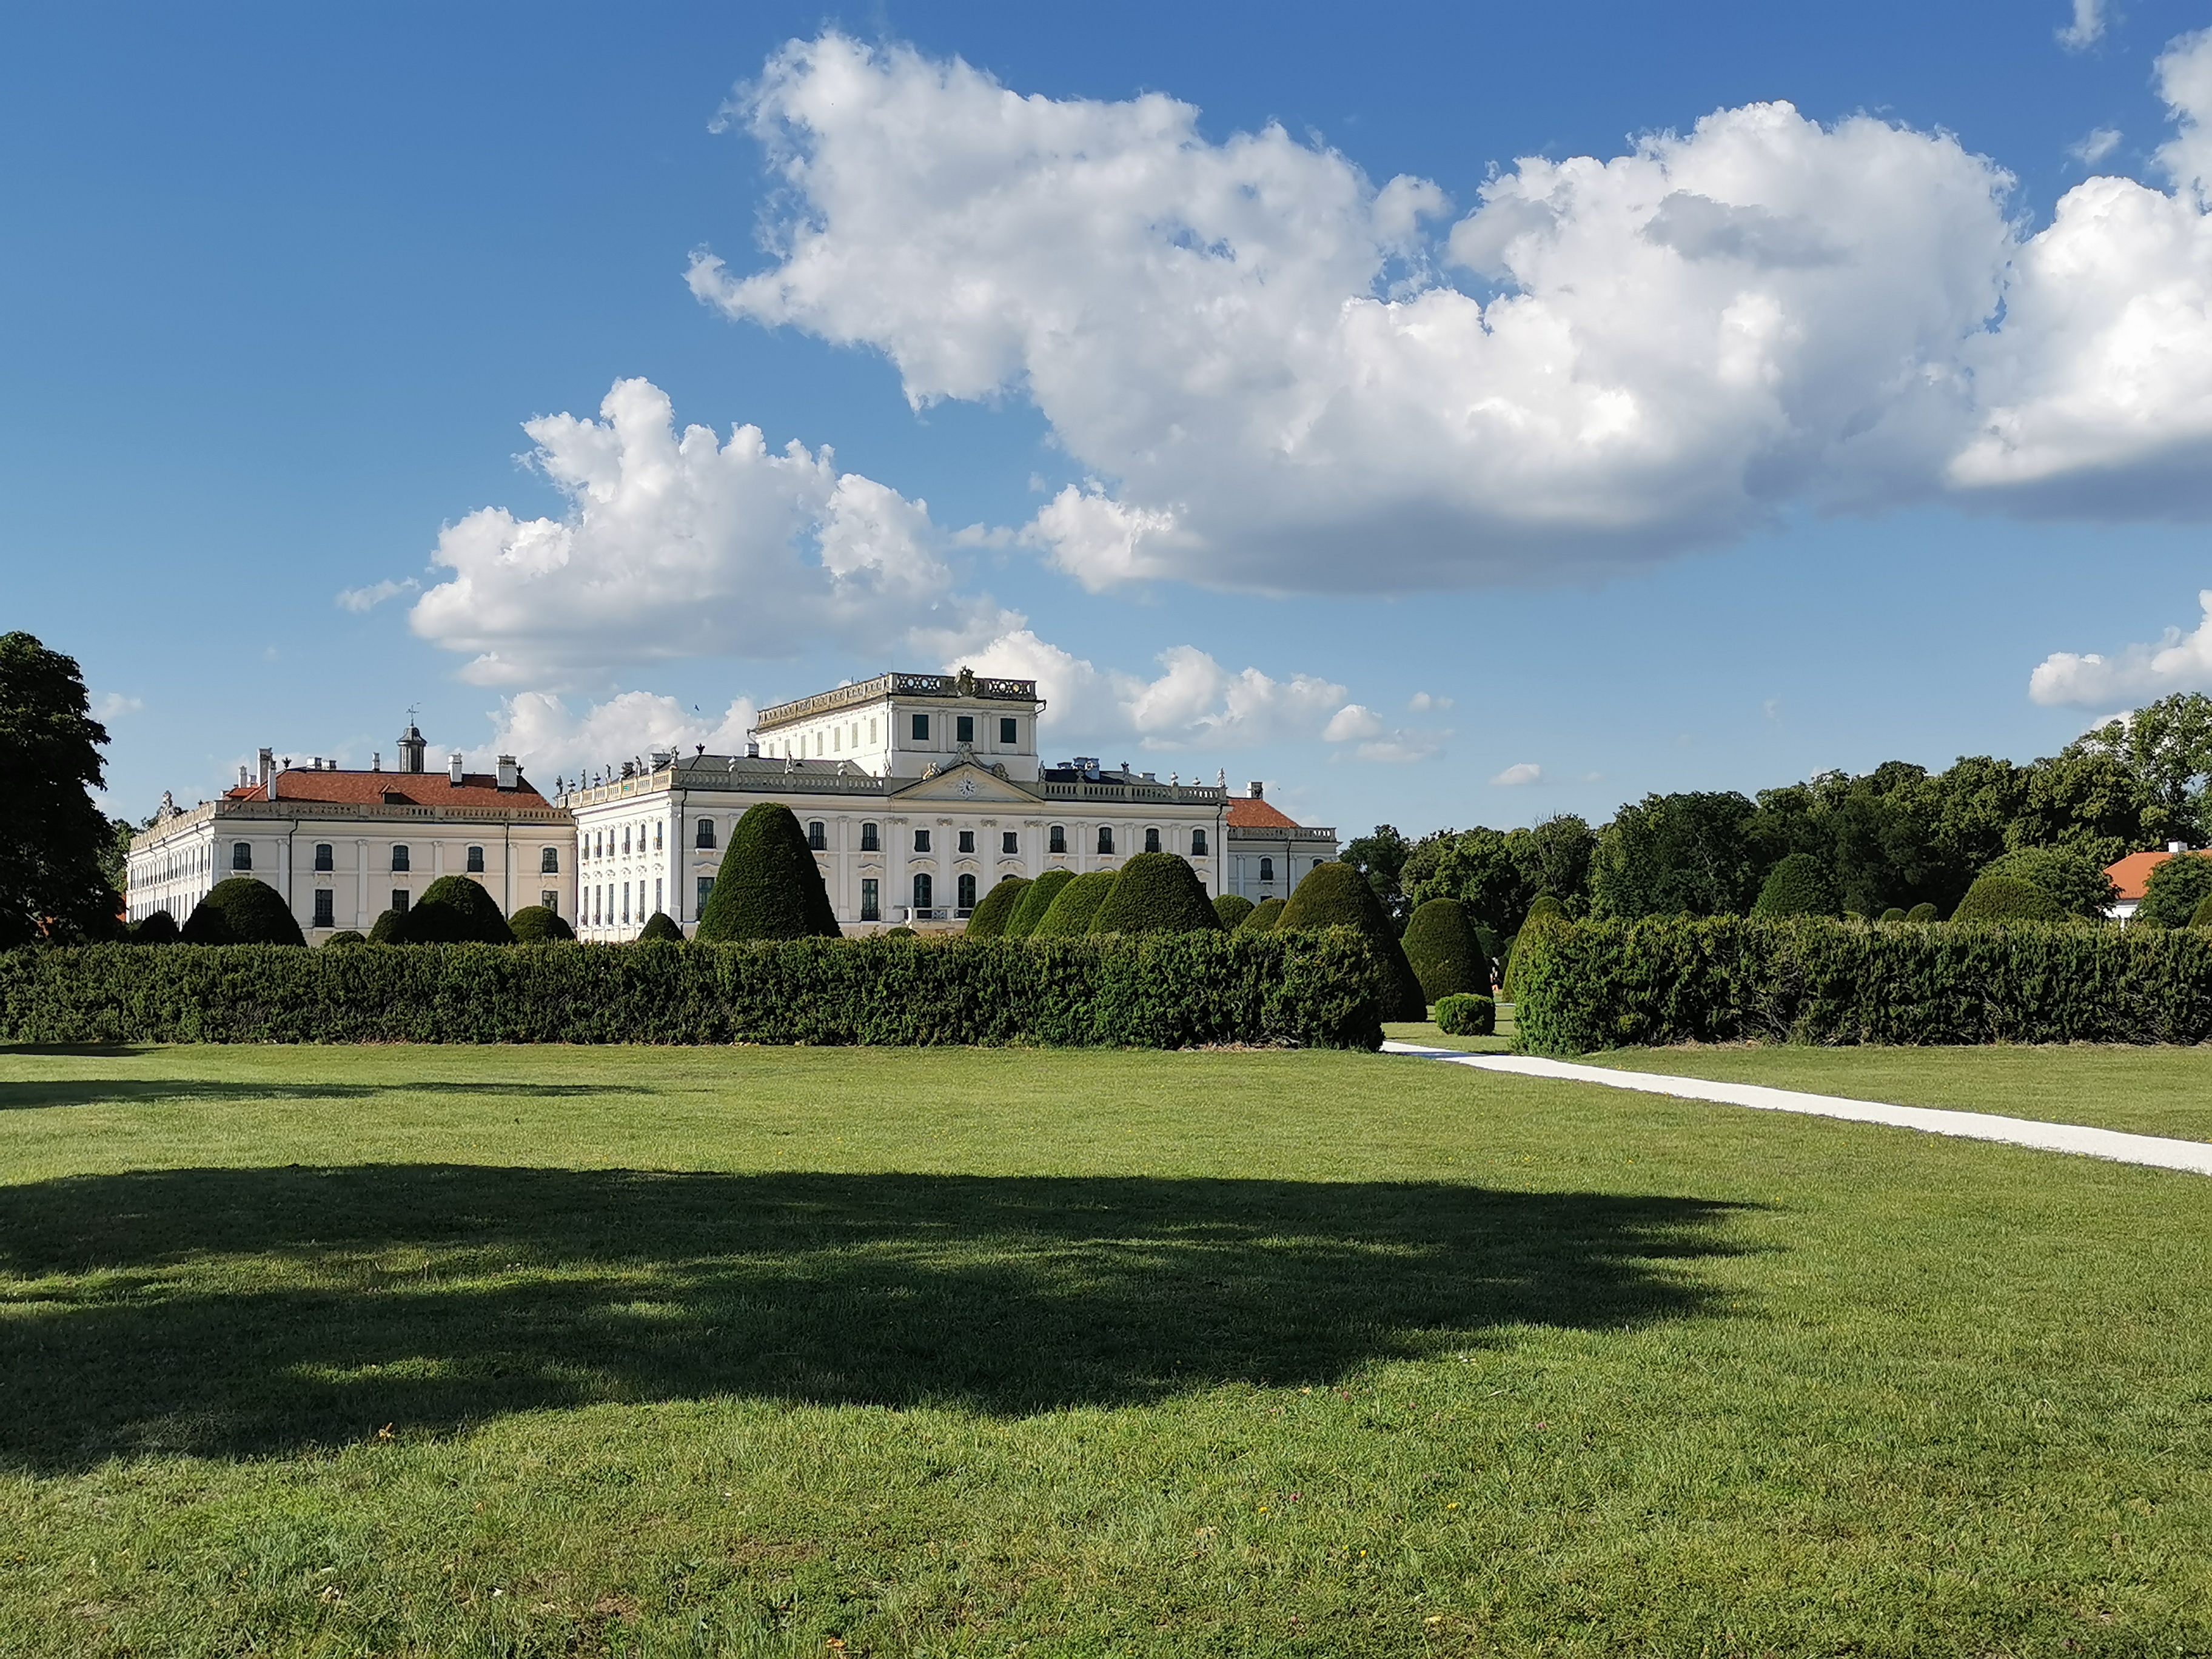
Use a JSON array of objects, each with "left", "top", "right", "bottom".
[
  {"left": 1401, "top": 897, "right": 1486, "bottom": 1003},
  {"left": 1005, "top": 870, "right": 1075, "bottom": 938},
  {"left": 1951, "top": 874, "right": 2064, "bottom": 924},
  {"left": 1435, "top": 992, "right": 1495, "bottom": 1037},
  {"left": 1088, "top": 853, "right": 1221, "bottom": 935},
  {"left": 1031, "top": 870, "right": 1118, "bottom": 938},
  {"left": 1906, "top": 902, "right": 1939, "bottom": 924},
  {"left": 1512, "top": 915, "right": 2212, "bottom": 1053},
  {"left": 637, "top": 911, "right": 684, "bottom": 942},
  {"left": 1749, "top": 853, "right": 1837, "bottom": 919},
  {"left": 322, "top": 930, "right": 367, "bottom": 948},
  {"left": 1213, "top": 893, "right": 1256, "bottom": 930},
  {"left": 1501, "top": 894, "right": 1566, "bottom": 1001},
  {"left": 2194, "top": 895, "right": 2212, "bottom": 928},
  {"left": 400, "top": 876, "right": 516, "bottom": 945},
  {"left": 1278, "top": 862, "right": 1426, "bottom": 1020},
  {"left": 696, "top": 803, "right": 840, "bottom": 942},
  {"left": 508, "top": 905, "right": 575, "bottom": 943},
  {"left": 369, "top": 908, "right": 406, "bottom": 944},
  {"left": 0, "top": 930, "right": 1395, "bottom": 1050},
  {"left": 1880, "top": 908, "right": 1908, "bottom": 924},
  {"left": 964, "top": 875, "right": 1030, "bottom": 939},
  {"left": 1241, "top": 897, "right": 1287, "bottom": 932},
  {"left": 181, "top": 877, "right": 305, "bottom": 947}
]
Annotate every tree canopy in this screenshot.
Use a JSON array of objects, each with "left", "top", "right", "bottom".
[{"left": 0, "top": 632, "right": 118, "bottom": 945}]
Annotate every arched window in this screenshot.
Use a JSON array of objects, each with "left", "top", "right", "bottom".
[
  {"left": 860, "top": 821, "right": 879, "bottom": 851},
  {"left": 313, "top": 843, "right": 333, "bottom": 872},
  {"left": 1259, "top": 856, "right": 1275, "bottom": 883},
  {"left": 541, "top": 846, "right": 560, "bottom": 873},
  {"left": 1191, "top": 829, "right": 1208, "bottom": 857},
  {"left": 466, "top": 845, "right": 485, "bottom": 873},
  {"left": 1049, "top": 825, "right": 1067, "bottom": 853},
  {"left": 695, "top": 818, "right": 716, "bottom": 849},
  {"left": 808, "top": 820, "right": 826, "bottom": 851},
  {"left": 957, "top": 872, "right": 978, "bottom": 911},
  {"left": 913, "top": 872, "right": 933, "bottom": 910},
  {"left": 231, "top": 842, "right": 252, "bottom": 870},
  {"left": 1144, "top": 827, "right": 1161, "bottom": 853},
  {"left": 391, "top": 845, "right": 410, "bottom": 873},
  {"left": 1097, "top": 826, "right": 1114, "bottom": 854}
]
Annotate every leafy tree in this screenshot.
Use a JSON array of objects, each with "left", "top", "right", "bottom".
[
  {"left": 0, "top": 632, "right": 119, "bottom": 945},
  {"left": 1591, "top": 792, "right": 1759, "bottom": 919},
  {"left": 2012, "top": 748, "right": 2156, "bottom": 869},
  {"left": 1978, "top": 846, "right": 2117, "bottom": 919},
  {"left": 1749, "top": 853, "right": 1839, "bottom": 917},
  {"left": 1339, "top": 825, "right": 1416, "bottom": 926},
  {"left": 2136, "top": 852, "right": 2212, "bottom": 928},
  {"left": 1399, "top": 816, "right": 1594, "bottom": 939},
  {"left": 2069, "top": 692, "right": 2212, "bottom": 844}
]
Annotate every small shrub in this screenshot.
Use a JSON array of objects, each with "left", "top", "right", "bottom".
[
  {"left": 1213, "top": 893, "right": 1255, "bottom": 930},
  {"left": 1005, "top": 870, "right": 1075, "bottom": 938},
  {"left": 1952, "top": 874, "right": 2065, "bottom": 923},
  {"left": 1278, "top": 862, "right": 1426, "bottom": 1020},
  {"left": 400, "top": 876, "right": 515, "bottom": 945},
  {"left": 321, "top": 930, "right": 367, "bottom": 948},
  {"left": 1979, "top": 846, "right": 2119, "bottom": 918},
  {"left": 1401, "top": 897, "right": 1487, "bottom": 1003},
  {"left": 1906, "top": 902, "right": 1939, "bottom": 923},
  {"left": 2137, "top": 850, "right": 2212, "bottom": 928},
  {"left": 637, "top": 911, "right": 684, "bottom": 943},
  {"left": 1750, "top": 853, "right": 1838, "bottom": 919},
  {"left": 1880, "top": 908, "right": 1908, "bottom": 924},
  {"left": 964, "top": 876, "right": 1030, "bottom": 939},
  {"left": 696, "top": 803, "right": 840, "bottom": 942},
  {"left": 368, "top": 908, "right": 406, "bottom": 944},
  {"left": 131, "top": 910, "right": 178, "bottom": 945},
  {"left": 1031, "top": 870, "right": 1119, "bottom": 937},
  {"left": 508, "top": 905, "right": 575, "bottom": 943},
  {"left": 1088, "top": 853, "right": 1221, "bottom": 935},
  {"left": 1434, "top": 992, "right": 1496, "bottom": 1037},
  {"left": 1240, "top": 897, "right": 1287, "bottom": 931},
  {"left": 180, "top": 877, "right": 304, "bottom": 947},
  {"left": 882, "top": 925, "right": 917, "bottom": 938}
]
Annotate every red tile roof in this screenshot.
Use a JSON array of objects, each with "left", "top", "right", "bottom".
[
  {"left": 1227, "top": 795, "right": 1302, "bottom": 830},
  {"left": 224, "top": 770, "right": 551, "bottom": 809},
  {"left": 2106, "top": 847, "right": 2212, "bottom": 902}
]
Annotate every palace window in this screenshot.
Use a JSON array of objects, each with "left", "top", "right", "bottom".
[
  {"left": 622, "top": 825, "right": 631, "bottom": 854},
  {"left": 808, "top": 820, "right": 826, "bottom": 851},
  {"left": 860, "top": 878, "right": 879, "bottom": 921},
  {"left": 914, "top": 829, "right": 931, "bottom": 853},
  {"left": 391, "top": 845, "right": 410, "bottom": 873},
  {"left": 1049, "top": 825, "right": 1067, "bottom": 854},
  {"left": 956, "top": 714, "right": 974, "bottom": 745},
  {"left": 1000, "top": 717, "right": 1017, "bottom": 745},
  {"left": 466, "top": 845, "right": 485, "bottom": 873},
  {"left": 1002, "top": 831, "right": 1018, "bottom": 855},
  {"left": 860, "top": 820, "right": 880, "bottom": 851},
  {"left": 957, "top": 830, "right": 975, "bottom": 853},
  {"left": 957, "top": 873, "right": 977, "bottom": 911},
  {"left": 1259, "top": 857, "right": 1275, "bottom": 883},
  {"left": 231, "top": 842, "right": 252, "bottom": 870},
  {"left": 1191, "top": 828, "right": 1208, "bottom": 857},
  {"left": 313, "top": 843, "right": 333, "bottom": 873},
  {"left": 621, "top": 885, "right": 630, "bottom": 925},
  {"left": 697, "top": 876, "right": 714, "bottom": 911},
  {"left": 541, "top": 890, "right": 559, "bottom": 913},
  {"left": 696, "top": 818, "right": 716, "bottom": 849},
  {"left": 1144, "top": 828, "right": 1161, "bottom": 853},
  {"left": 392, "top": 890, "right": 411, "bottom": 914},
  {"left": 912, "top": 713, "right": 930, "bottom": 741},
  {"left": 1097, "top": 826, "right": 1115, "bottom": 855},
  {"left": 870, "top": 719, "right": 879, "bottom": 744},
  {"left": 912, "top": 872, "right": 933, "bottom": 910},
  {"left": 541, "top": 846, "right": 560, "bottom": 873},
  {"left": 654, "top": 823, "right": 663, "bottom": 851},
  {"left": 312, "top": 890, "right": 334, "bottom": 929},
  {"left": 654, "top": 878, "right": 663, "bottom": 916}
]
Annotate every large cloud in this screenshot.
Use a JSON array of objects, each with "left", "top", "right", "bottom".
[
  {"left": 692, "top": 31, "right": 2212, "bottom": 593},
  {"left": 483, "top": 691, "right": 760, "bottom": 783},
  {"left": 407, "top": 378, "right": 1012, "bottom": 686},
  {"left": 2029, "top": 589, "right": 2212, "bottom": 706}
]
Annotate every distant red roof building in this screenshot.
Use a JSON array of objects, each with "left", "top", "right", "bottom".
[
  {"left": 223, "top": 769, "right": 549, "bottom": 809},
  {"left": 1225, "top": 793, "right": 1302, "bottom": 831},
  {"left": 2105, "top": 844, "right": 2212, "bottom": 917}
]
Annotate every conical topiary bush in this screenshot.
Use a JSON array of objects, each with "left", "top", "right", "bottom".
[
  {"left": 965, "top": 875, "right": 1030, "bottom": 938},
  {"left": 1276, "top": 861, "right": 1427, "bottom": 1020},
  {"left": 1213, "top": 893, "right": 1255, "bottom": 929},
  {"left": 695, "top": 802, "right": 841, "bottom": 941},
  {"left": 1240, "top": 896, "right": 1287, "bottom": 931},
  {"left": 401, "top": 875, "right": 516, "bottom": 943},
  {"left": 1501, "top": 894, "right": 1566, "bottom": 1000},
  {"left": 1030, "top": 870, "right": 1118, "bottom": 937},
  {"left": 1750, "top": 853, "right": 1838, "bottom": 919},
  {"left": 1401, "top": 897, "right": 1487, "bottom": 1003},
  {"left": 1004, "top": 869, "right": 1074, "bottom": 937},
  {"left": 180, "top": 877, "right": 305, "bottom": 946},
  {"left": 1087, "top": 853, "right": 1222, "bottom": 934},
  {"left": 637, "top": 911, "right": 684, "bottom": 942}
]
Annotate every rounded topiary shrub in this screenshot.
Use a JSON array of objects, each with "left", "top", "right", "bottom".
[
  {"left": 1434, "top": 992, "right": 1496, "bottom": 1037},
  {"left": 1213, "top": 893, "right": 1255, "bottom": 930},
  {"left": 1004, "top": 869, "right": 1074, "bottom": 937},
  {"left": 401, "top": 876, "right": 516, "bottom": 944},
  {"left": 964, "top": 875, "right": 1030, "bottom": 939},
  {"left": 180, "top": 877, "right": 306, "bottom": 947},
  {"left": 508, "top": 905, "right": 575, "bottom": 943},
  {"left": 1978, "top": 846, "right": 2117, "bottom": 919},
  {"left": 1277, "top": 861, "right": 1427, "bottom": 1021},
  {"left": 1401, "top": 897, "right": 1487, "bottom": 1004},
  {"left": 882, "top": 925, "right": 917, "bottom": 939},
  {"left": 637, "top": 911, "right": 684, "bottom": 942},
  {"left": 1240, "top": 896, "right": 1287, "bottom": 932},
  {"left": 1030, "top": 870, "right": 1119, "bottom": 937},
  {"left": 131, "top": 910, "right": 179, "bottom": 945},
  {"left": 1906, "top": 901, "right": 1940, "bottom": 923},
  {"left": 321, "top": 930, "right": 367, "bottom": 948},
  {"left": 1880, "top": 908, "right": 1908, "bottom": 924},
  {"left": 1951, "top": 873, "right": 2065, "bottom": 923},
  {"left": 2136, "top": 850, "right": 2212, "bottom": 928},
  {"left": 1750, "top": 853, "right": 1838, "bottom": 919},
  {"left": 368, "top": 908, "right": 406, "bottom": 943},
  {"left": 1087, "top": 853, "right": 1222, "bottom": 935},
  {"left": 695, "top": 802, "right": 840, "bottom": 942}
]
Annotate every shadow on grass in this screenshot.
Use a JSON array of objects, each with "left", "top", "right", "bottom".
[
  {"left": 0, "top": 1080, "right": 656, "bottom": 1111},
  {"left": 0, "top": 1165, "right": 1753, "bottom": 1471}
]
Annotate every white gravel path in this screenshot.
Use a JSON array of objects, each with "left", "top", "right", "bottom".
[{"left": 1381, "top": 1041, "right": 2212, "bottom": 1176}]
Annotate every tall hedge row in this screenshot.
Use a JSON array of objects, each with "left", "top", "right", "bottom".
[
  {"left": 1513, "top": 915, "right": 2212, "bottom": 1054},
  {"left": 0, "top": 930, "right": 1392, "bottom": 1050}
]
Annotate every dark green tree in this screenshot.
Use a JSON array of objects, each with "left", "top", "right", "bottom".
[
  {"left": 2070, "top": 693, "right": 2212, "bottom": 845},
  {"left": 1591, "top": 792, "right": 1760, "bottom": 919},
  {"left": 1277, "top": 861, "right": 1427, "bottom": 1019},
  {"left": 2136, "top": 852, "right": 2212, "bottom": 928},
  {"left": 694, "top": 803, "right": 840, "bottom": 942},
  {"left": 0, "top": 632, "right": 120, "bottom": 945},
  {"left": 1400, "top": 897, "right": 1487, "bottom": 1002},
  {"left": 180, "top": 876, "right": 306, "bottom": 945},
  {"left": 2013, "top": 748, "right": 2156, "bottom": 868},
  {"left": 1951, "top": 874, "right": 2065, "bottom": 923},
  {"left": 131, "top": 910, "right": 179, "bottom": 945},
  {"left": 963, "top": 874, "right": 1030, "bottom": 939},
  {"left": 1004, "top": 869, "right": 1074, "bottom": 937},
  {"left": 1339, "top": 825, "right": 1416, "bottom": 926},
  {"left": 1087, "top": 853, "right": 1222, "bottom": 934},
  {"left": 1977, "top": 846, "right": 2117, "bottom": 918}
]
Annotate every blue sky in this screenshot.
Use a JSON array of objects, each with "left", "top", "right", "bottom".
[{"left": 7, "top": 0, "right": 2212, "bottom": 837}]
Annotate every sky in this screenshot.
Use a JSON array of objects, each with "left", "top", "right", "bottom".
[{"left": 7, "top": 0, "right": 2212, "bottom": 839}]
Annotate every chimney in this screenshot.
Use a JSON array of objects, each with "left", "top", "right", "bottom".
[
  {"left": 497, "top": 754, "right": 518, "bottom": 791},
  {"left": 257, "top": 747, "right": 274, "bottom": 788},
  {"left": 2170, "top": 840, "right": 2189, "bottom": 854},
  {"left": 238, "top": 765, "right": 249, "bottom": 789},
  {"left": 372, "top": 751, "right": 381, "bottom": 772},
  {"left": 448, "top": 751, "right": 465, "bottom": 786},
  {"left": 746, "top": 740, "right": 760, "bottom": 758},
  {"left": 1248, "top": 780, "right": 1264, "bottom": 799}
]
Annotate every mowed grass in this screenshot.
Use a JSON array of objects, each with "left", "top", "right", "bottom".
[
  {"left": 1590, "top": 1042, "right": 2212, "bottom": 1142},
  {"left": 1, "top": 1044, "right": 2208, "bottom": 1657}
]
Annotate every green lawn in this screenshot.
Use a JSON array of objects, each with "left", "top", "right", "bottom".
[
  {"left": 1588, "top": 1043, "right": 2212, "bottom": 1142},
  {"left": 2, "top": 1042, "right": 2208, "bottom": 1656}
]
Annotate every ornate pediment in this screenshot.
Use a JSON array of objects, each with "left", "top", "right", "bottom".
[{"left": 889, "top": 760, "right": 1037, "bottom": 805}]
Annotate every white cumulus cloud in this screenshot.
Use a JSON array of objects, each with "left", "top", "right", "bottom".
[
  {"left": 482, "top": 691, "right": 760, "bottom": 782},
  {"left": 1322, "top": 703, "right": 1386, "bottom": 742},
  {"left": 93, "top": 692, "right": 142, "bottom": 721},
  {"left": 2058, "top": 0, "right": 2106, "bottom": 52},
  {"left": 405, "top": 377, "right": 1012, "bottom": 686},
  {"left": 2070, "top": 126, "right": 2123, "bottom": 167},
  {"left": 2029, "top": 589, "right": 2212, "bottom": 705},
  {"left": 1406, "top": 691, "right": 1453, "bottom": 712},
  {"left": 691, "top": 31, "right": 2212, "bottom": 593},
  {"left": 337, "top": 577, "right": 419, "bottom": 612},
  {"left": 1490, "top": 762, "right": 1544, "bottom": 786}
]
